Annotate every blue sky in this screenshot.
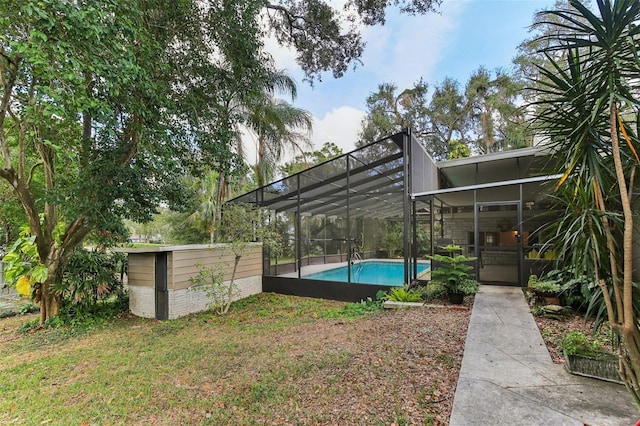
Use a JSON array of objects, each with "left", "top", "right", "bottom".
[{"left": 249, "top": 0, "right": 559, "bottom": 164}]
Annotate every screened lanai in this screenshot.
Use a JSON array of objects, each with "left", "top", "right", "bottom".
[
  {"left": 229, "top": 130, "right": 438, "bottom": 301},
  {"left": 228, "top": 129, "right": 561, "bottom": 301},
  {"left": 413, "top": 147, "right": 561, "bottom": 287}
]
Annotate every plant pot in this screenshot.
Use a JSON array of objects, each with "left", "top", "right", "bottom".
[
  {"left": 447, "top": 291, "right": 465, "bottom": 305},
  {"left": 531, "top": 289, "right": 561, "bottom": 305},
  {"left": 542, "top": 296, "right": 561, "bottom": 306},
  {"left": 563, "top": 351, "right": 622, "bottom": 384}
]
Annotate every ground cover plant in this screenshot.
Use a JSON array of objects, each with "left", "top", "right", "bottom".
[
  {"left": 0, "top": 293, "right": 472, "bottom": 425},
  {"left": 533, "top": 309, "right": 616, "bottom": 365}
]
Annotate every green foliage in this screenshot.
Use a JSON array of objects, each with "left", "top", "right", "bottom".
[
  {"left": 246, "top": 90, "right": 313, "bottom": 187},
  {"left": 278, "top": 142, "right": 344, "bottom": 177},
  {"left": 560, "top": 330, "right": 612, "bottom": 359},
  {"left": 189, "top": 263, "right": 235, "bottom": 316},
  {"left": 2, "top": 225, "right": 47, "bottom": 289},
  {"left": 382, "top": 221, "right": 403, "bottom": 258},
  {"left": 447, "top": 139, "right": 471, "bottom": 159},
  {"left": 46, "top": 297, "right": 128, "bottom": 331},
  {"left": 56, "top": 248, "right": 127, "bottom": 310},
  {"left": 531, "top": 0, "right": 640, "bottom": 405},
  {"left": 358, "top": 81, "right": 430, "bottom": 150},
  {"left": 458, "top": 279, "right": 479, "bottom": 295},
  {"left": 17, "top": 293, "right": 129, "bottom": 334},
  {"left": 528, "top": 273, "right": 561, "bottom": 295},
  {"left": 384, "top": 286, "right": 423, "bottom": 303},
  {"left": 203, "top": 203, "right": 282, "bottom": 315},
  {"left": 415, "top": 226, "right": 431, "bottom": 256},
  {"left": 530, "top": 305, "right": 545, "bottom": 316},
  {"left": 264, "top": 0, "right": 440, "bottom": 82},
  {"left": 322, "top": 298, "right": 382, "bottom": 318},
  {"left": 4, "top": 246, "right": 129, "bottom": 329},
  {"left": 0, "top": 303, "right": 39, "bottom": 320},
  {"left": 429, "top": 245, "right": 477, "bottom": 294},
  {"left": 1, "top": 0, "right": 444, "bottom": 325},
  {"left": 186, "top": 170, "right": 225, "bottom": 244},
  {"left": 0, "top": 181, "right": 24, "bottom": 246},
  {"left": 357, "top": 70, "right": 529, "bottom": 160},
  {"left": 536, "top": 268, "right": 597, "bottom": 310},
  {"left": 163, "top": 210, "right": 210, "bottom": 245},
  {"left": 419, "top": 281, "right": 445, "bottom": 301}
]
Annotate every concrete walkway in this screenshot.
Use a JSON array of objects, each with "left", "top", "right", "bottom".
[{"left": 449, "top": 285, "right": 638, "bottom": 426}]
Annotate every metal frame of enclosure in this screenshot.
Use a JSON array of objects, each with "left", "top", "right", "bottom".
[
  {"left": 413, "top": 150, "right": 562, "bottom": 288},
  {"left": 229, "top": 130, "right": 437, "bottom": 301},
  {"left": 229, "top": 129, "right": 562, "bottom": 302}
]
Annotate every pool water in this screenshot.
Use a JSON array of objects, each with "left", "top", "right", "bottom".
[{"left": 303, "top": 261, "right": 429, "bottom": 286}]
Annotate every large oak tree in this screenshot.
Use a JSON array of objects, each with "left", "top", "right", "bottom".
[{"left": 0, "top": 0, "right": 441, "bottom": 324}]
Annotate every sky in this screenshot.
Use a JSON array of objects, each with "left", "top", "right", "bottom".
[{"left": 245, "top": 0, "right": 559, "bottom": 166}]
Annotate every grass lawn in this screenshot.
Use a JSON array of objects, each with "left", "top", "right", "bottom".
[{"left": 0, "top": 293, "right": 471, "bottom": 425}]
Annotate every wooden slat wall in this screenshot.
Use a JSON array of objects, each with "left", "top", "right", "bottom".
[
  {"left": 127, "top": 253, "right": 156, "bottom": 288},
  {"left": 171, "top": 245, "right": 262, "bottom": 290}
]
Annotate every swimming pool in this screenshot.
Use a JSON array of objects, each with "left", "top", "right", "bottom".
[{"left": 303, "top": 261, "right": 430, "bottom": 286}]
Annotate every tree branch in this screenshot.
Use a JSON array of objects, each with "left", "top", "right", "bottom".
[
  {"left": 27, "top": 162, "right": 44, "bottom": 186},
  {"left": 0, "top": 167, "right": 14, "bottom": 182},
  {"left": 60, "top": 217, "right": 92, "bottom": 261},
  {"left": 265, "top": 4, "right": 309, "bottom": 31},
  {"left": 0, "top": 53, "right": 20, "bottom": 168},
  {"left": 118, "top": 114, "right": 141, "bottom": 166}
]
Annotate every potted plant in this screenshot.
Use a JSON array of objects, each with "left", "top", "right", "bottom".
[
  {"left": 560, "top": 330, "right": 621, "bottom": 384},
  {"left": 528, "top": 274, "right": 562, "bottom": 305},
  {"left": 430, "top": 244, "right": 478, "bottom": 304}
]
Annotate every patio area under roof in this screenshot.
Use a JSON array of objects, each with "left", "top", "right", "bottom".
[{"left": 228, "top": 129, "right": 560, "bottom": 301}]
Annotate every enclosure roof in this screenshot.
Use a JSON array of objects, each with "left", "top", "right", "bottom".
[
  {"left": 227, "top": 131, "right": 416, "bottom": 219},
  {"left": 435, "top": 145, "right": 554, "bottom": 190},
  {"left": 229, "top": 135, "right": 555, "bottom": 216}
]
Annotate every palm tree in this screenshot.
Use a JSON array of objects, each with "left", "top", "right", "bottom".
[
  {"left": 532, "top": 0, "right": 640, "bottom": 406},
  {"left": 246, "top": 96, "right": 313, "bottom": 187},
  {"left": 206, "top": 69, "right": 311, "bottom": 239},
  {"left": 188, "top": 170, "right": 220, "bottom": 244},
  {"left": 239, "top": 69, "right": 313, "bottom": 187}
]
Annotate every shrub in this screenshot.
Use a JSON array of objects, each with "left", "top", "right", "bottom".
[
  {"left": 429, "top": 244, "right": 477, "bottom": 294},
  {"left": 56, "top": 248, "right": 128, "bottom": 310},
  {"left": 384, "top": 286, "right": 423, "bottom": 302},
  {"left": 528, "top": 273, "right": 561, "bottom": 295},
  {"left": 560, "top": 330, "right": 612, "bottom": 359},
  {"left": 419, "top": 281, "right": 445, "bottom": 301},
  {"left": 189, "top": 263, "right": 236, "bottom": 315}
]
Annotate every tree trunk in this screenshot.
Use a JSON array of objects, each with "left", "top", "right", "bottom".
[
  {"left": 213, "top": 172, "right": 225, "bottom": 243},
  {"left": 223, "top": 255, "right": 241, "bottom": 314},
  {"left": 38, "top": 280, "right": 60, "bottom": 325},
  {"left": 609, "top": 103, "right": 640, "bottom": 407}
]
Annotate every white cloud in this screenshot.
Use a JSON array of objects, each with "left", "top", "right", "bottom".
[
  {"left": 239, "top": 106, "right": 365, "bottom": 172},
  {"left": 360, "top": 1, "right": 467, "bottom": 88},
  {"left": 262, "top": 35, "right": 301, "bottom": 77},
  {"left": 311, "top": 106, "right": 366, "bottom": 154}
]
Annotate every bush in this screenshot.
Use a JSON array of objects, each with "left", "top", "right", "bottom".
[
  {"left": 188, "top": 263, "right": 239, "bottom": 315},
  {"left": 560, "top": 330, "right": 612, "bottom": 359},
  {"left": 528, "top": 273, "right": 561, "bottom": 295},
  {"left": 384, "top": 286, "right": 423, "bottom": 302},
  {"left": 419, "top": 281, "right": 445, "bottom": 301},
  {"left": 56, "top": 248, "right": 127, "bottom": 310}
]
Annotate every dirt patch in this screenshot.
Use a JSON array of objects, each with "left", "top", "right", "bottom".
[
  {"left": 532, "top": 308, "right": 615, "bottom": 364},
  {"left": 244, "top": 305, "right": 472, "bottom": 425}
]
